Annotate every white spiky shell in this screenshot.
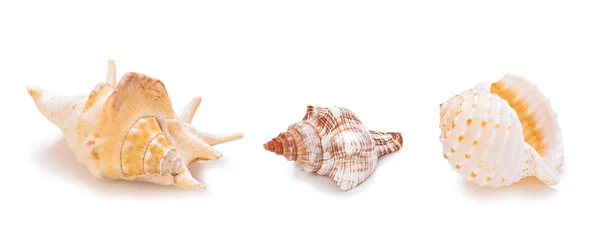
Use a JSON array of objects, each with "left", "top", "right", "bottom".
[
  {"left": 440, "top": 75, "right": 562, "bottom": 187},
  {"left": 27, "top": 60, "right": 244, "bottom": 189}
]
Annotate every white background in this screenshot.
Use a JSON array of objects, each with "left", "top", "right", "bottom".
[{"left": 1, "top": 1, "right": 598, "bottom": 232}]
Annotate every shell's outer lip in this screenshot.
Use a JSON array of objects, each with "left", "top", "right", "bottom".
[{"left": 491, "top": 75, "right": 564, "bottom": 171}]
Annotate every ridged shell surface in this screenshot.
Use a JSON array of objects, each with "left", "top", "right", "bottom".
[
  {"left": 264, "top": 105, "right": 403, "bottom": 191},
  {"left": 487, "top": 76, "right": 564, "bottom": 171},
  {"left": 121, "top": 116, "right": 183, "bottom": 178},
  {"left": 440, "top": 75, "right": 562, "bottom": 187}
]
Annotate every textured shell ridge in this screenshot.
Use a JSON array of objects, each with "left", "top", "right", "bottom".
[
  {"left": 307, "top": 106, "right": 376, "bottom": 186},
  {"left": 324, "top": 115, "right": 376, "bottom": 190},
  {"left": 492, "top": 75, "right": 564, "bottom": 170},
  {"left": 474, "top": 74, "right": 564, "bottom": 170},
  {"left": 369, "top": 130, "right": 403, "bottom": 157}
]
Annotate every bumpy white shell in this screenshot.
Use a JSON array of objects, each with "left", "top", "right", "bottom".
[{"left": 440, "top": 75, "right": 563, "bottom": 187}]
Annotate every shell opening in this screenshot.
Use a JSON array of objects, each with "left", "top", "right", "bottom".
[{"left": 490, "top": 78, "right": 549, "bottom": 158}]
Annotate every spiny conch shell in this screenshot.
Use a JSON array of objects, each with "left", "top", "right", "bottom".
[
  {"left": 27, "top": 60, "right": 244, "bottom": 190},
  {"left": 263, "top": 105, "right": 404, "bottom": 191},
  {"left": 439, "top": 74, "right": 563, "bottom": 187}
]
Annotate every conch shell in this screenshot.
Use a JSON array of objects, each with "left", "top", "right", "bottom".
[
  {"left": 264, "top": 105, "right": 403, "bottom": 191},
  {"left": 27, "top": 60, "right": 243, "bottom": 189},
  {"left": 439, "top": 75, "right": 563, "bottom": 187}
]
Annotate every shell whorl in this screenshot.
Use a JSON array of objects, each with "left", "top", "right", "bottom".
[
  {"left": 263, "top": 131, "right": 296, "bottom": 160},
  {"left": 264, "top": 120, "right": 324, "bottom": 172},
  {"left": 121, "top": 116, "right": 185, "bottom": 178},
  {"left": 441, "top": 89, "right": 526, "bottom": 186}
]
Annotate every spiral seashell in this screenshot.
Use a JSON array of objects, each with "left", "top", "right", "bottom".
[
  {"left": 264, "top": 105, "right": 403, "bottom": 191},
  {"left": 27, "top": 60, "right": 243, "bottom": 189},
  {"left": 439, "top": 75, "right": 563, "bottom": 187}
]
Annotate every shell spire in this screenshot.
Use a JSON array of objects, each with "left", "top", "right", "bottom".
[
  {"left": 263, "top": 131, "right": 297, "bottom": 161},
  {"left": 263, "top": 137, "right": 281, "bottom": 154},
  {"left": 27, "top": 60, "right": 244, "bottom": 190},
  {"left": 263, "top": 104, "right": 403, "bottom": 191}
]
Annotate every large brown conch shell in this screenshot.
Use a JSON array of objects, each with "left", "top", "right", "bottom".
[{"left": 263, "top": 105, "right": 403, "bottom": 191}]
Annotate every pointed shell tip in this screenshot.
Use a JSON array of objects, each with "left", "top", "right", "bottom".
[
  {"left": 263, "top": 140, "right": 275, "bottom": 152},
  {"left": 263, "top": 138, "right": 283, "bottom": 155},
  {"left": 26, "top": 86, "right": 42, "bottom": 100}
]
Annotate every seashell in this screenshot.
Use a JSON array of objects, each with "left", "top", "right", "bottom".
[
  {"left": 263, "top": 105, "right": 403, "bottom": 191},
  {"left": 27, "top": 60, "right": 243, "bottom": 189},
  {"left": 439, "top": 74, "right": 563, "bottom": 187}
]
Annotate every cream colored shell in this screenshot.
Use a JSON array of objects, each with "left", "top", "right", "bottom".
[
  {"left": 439, "top": 75, "right": 563, "bottom": 187},
  {"left": 27, "top": 60, "right": 243, "bottom": 189}
]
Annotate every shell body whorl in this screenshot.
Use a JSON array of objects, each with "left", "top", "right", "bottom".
[
  {"left": 264, "top": 105, "right": 403, "bottom": 191},
  {"left": 440, "top": 75, "right": 562, "bottom": 187}
]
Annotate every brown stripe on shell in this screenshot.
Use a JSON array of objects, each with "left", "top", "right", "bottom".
[
  {"left": 369, "top": 130, "right": 403, "bottom": 157},
  {"left": 288, "top": 121, "right": 323, "bottom": 172},
  {"left": 302, "top": 105, "right": 343, "bottom": 138}
]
